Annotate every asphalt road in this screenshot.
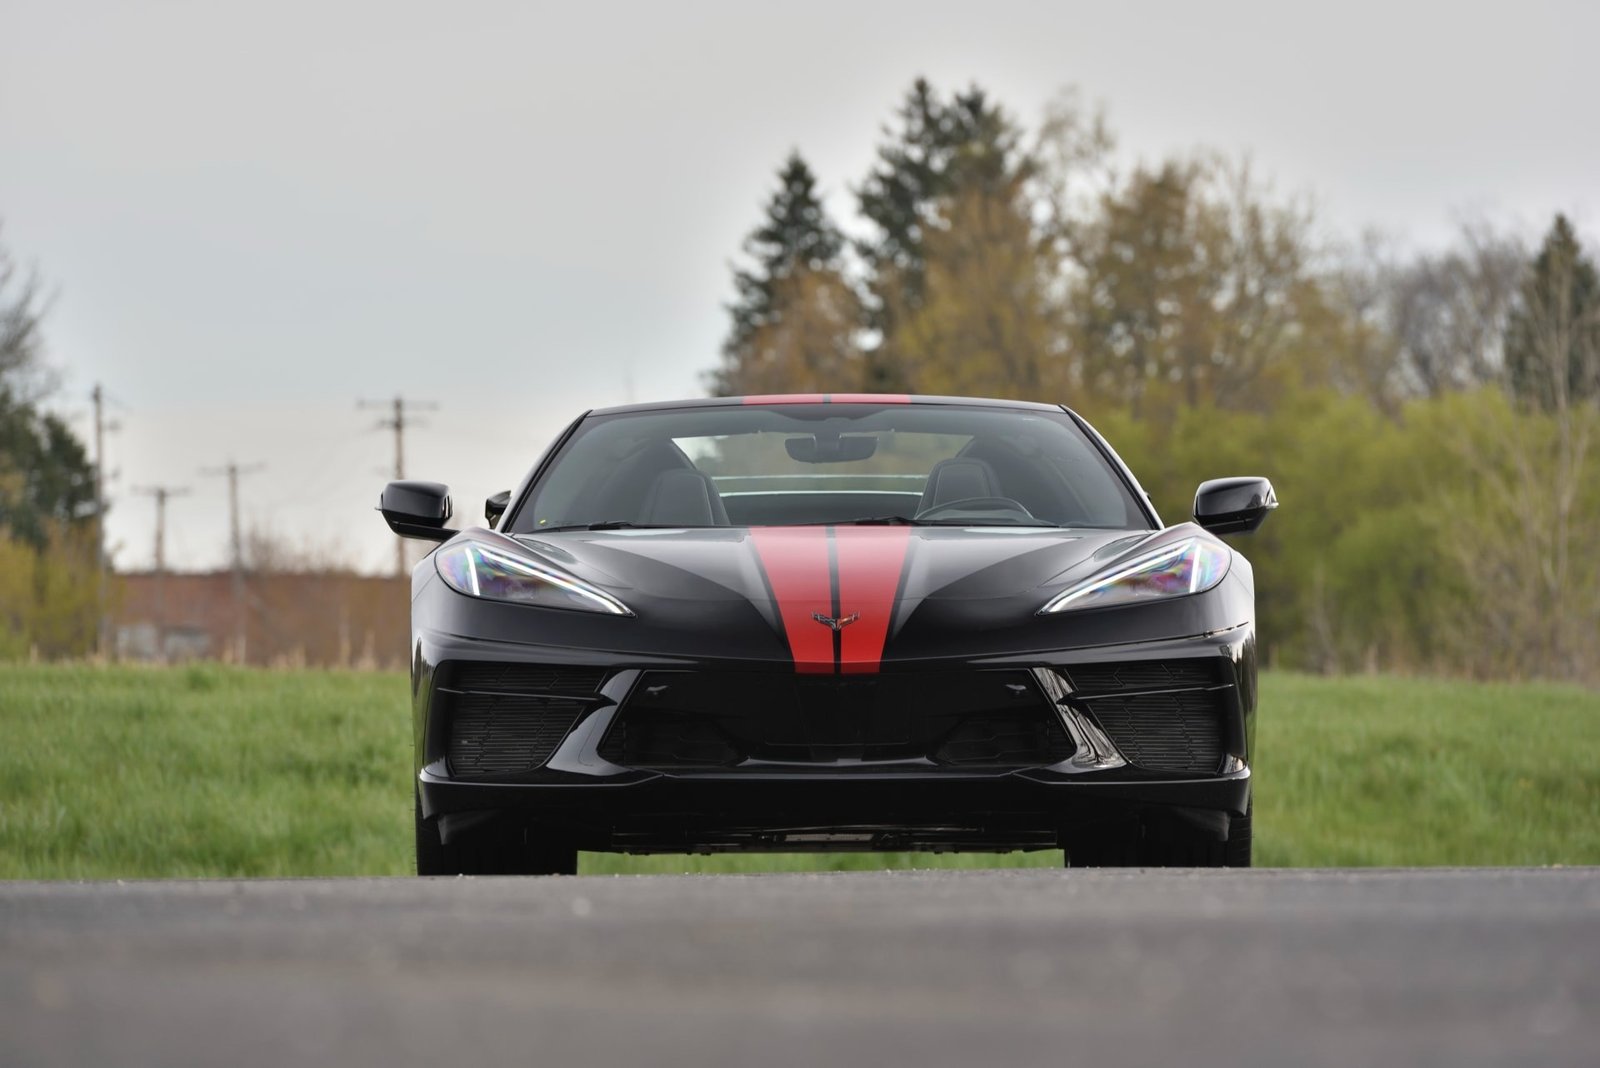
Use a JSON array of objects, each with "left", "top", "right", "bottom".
[{"left": 1, "top": 868, "right": 1596, "bottom": 1067}]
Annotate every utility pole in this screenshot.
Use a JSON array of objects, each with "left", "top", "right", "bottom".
[
  {"left": 132, "top": 485, "right": 190, "bottom": 662},
  {"left": 359, "top": 395, "right": 437, "bottom": 577},
  {"left": 90, "top": 384, "right": 120, "bottom": 660},
  {"left": 133, "top": 484, "right": 191, "bottom": 571},
  {"left": 200, "top": 460, "right": 264, "bottom": 663}
]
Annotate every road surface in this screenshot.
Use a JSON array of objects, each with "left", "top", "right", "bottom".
[{"left": 2, "top": 868, "right": 1596, "bottom": 1066}]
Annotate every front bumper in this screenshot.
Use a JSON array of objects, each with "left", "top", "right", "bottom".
[
  {"left": 418, "top": 764, "right": 1251, "bottom": 853},
  {"left": 413, "top": 626, "right": 1257, "bottom": 854}
]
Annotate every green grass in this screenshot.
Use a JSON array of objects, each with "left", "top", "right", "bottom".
[{"left": 0, "top": 663, "right": 1595, "bottom": 878}]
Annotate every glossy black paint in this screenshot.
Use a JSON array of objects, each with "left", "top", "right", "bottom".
[
  {"left": 410, "top": 524, "right": 1252, "bottom": 664},
  {"left": 399, "top": 397, "right": 1270, "bottom": 859},
  {"left": 380, "top": 480, "right": 453, "bottom": 541},
  {"left": 1194, "top": 476, "right": 1279, "bottom": 535}
]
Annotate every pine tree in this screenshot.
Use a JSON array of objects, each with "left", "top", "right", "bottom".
[
  {"left": 710, "top": 152, "right": 846, "bottom": 395},
  {"left": 856, "top": 79, "right": 1031, "bottom": 314},
  {"left": 0, "top": 225, "right": 95, "bottom": 550},
  {"left": 1504, "top": 214, "right": 1600, "bottom": 410},
  {"left": 853, "top": 80, "right": 1038, "bottom": 392}
]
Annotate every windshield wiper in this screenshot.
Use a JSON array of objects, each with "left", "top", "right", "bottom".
[
  {"left": 534, "top": 521, "right": 701, "bottom": 533},
  {"left": 916, "top": 518, "right": 1064, "bottom": 527},
  {"left": 802, "top": 515, "right": 1064, "bottom": 527}
]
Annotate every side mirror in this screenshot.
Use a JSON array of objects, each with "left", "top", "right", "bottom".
[
  {"left": 1194, "top": 477, "right": 1278, "bottom": 535},
  {"left": 485, "top": 490, "right": 511, "bottom": 527},
  {"left": 379, "top": 480, "right": 454, "bottom": 541}
]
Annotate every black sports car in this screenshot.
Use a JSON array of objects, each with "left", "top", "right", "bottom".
[{"left": 381, "top": 394, "right": 1276, "bottom": 874}]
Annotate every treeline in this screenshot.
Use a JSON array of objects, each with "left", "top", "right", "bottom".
[
  {"left": 709, "top": 79, "right": 1600, "bottom": 684},
  {"left": 0, "top": 224, "right": 100, "bottom": 658}
]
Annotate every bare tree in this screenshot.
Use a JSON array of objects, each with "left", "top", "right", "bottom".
[
  {"left": 0, "top": 223, "right": 54, "bottom": 403},
  {"left": 1383, "top": 222, "right": 1526, "bottom": 396},
  {"left": 1445, "top": 229, "right": 1600, "bottom": 682}
]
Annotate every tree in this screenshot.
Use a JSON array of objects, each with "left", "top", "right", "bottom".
[
  {"left": 0, "top": 222, "right": 52, "bottom": 404},
  {"left": 711, "top": 268, "right": 865, "bottom": 396},
  {"left": 1434, "top": 216, "right": 1600, "bottom": 681},
  {"left": 1065, "top": 157, "right": 1323, "bottom": 415},
  {"left": 0, "top": 404, "right": 97, "bottom": 549},
  {"left": 0, "top": 224, "right": 95, "bottom": 550},
  {"left": 883, "top": 183, "right": 1061, "bottom": 400},
  {"left": 0, "top": 224, "right": 100, "bottom": 659},
  {"left": 709, "top": 152, "right": 849, "bottom": 396},
  {"left": 1504, "top": 214, "right": 1600, "bottom": 411},
  {"left": 856, "top": 80, "right": 1036, "bottom": 387}
]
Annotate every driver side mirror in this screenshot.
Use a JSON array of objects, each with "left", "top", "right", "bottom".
[
  {"left": 1193, "top": 477, "right": 1278, "bottom": 535},
  {"left": 379, "top": 480, "right": 454, "bottom": 541}
]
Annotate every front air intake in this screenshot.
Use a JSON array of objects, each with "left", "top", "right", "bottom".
[
  {"left": 1078, "top": 691, "right": 1224, "bottom": 772},
  {"left": 434, "top": 661, "right": 609, "bottom": 779},
  {"left": 1061, "top": 658, "right": 1232, "bottom": 773},
  {"left": 446, "top": 693, "right": 588, "bottom": 778}
]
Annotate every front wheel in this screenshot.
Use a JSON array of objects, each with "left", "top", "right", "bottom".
[
  {"left": 1065, "top": 805, "right": 1251, "bottom": 868},
  {"left": 415, "top": 789, "right": 578, "bottom": 876}
]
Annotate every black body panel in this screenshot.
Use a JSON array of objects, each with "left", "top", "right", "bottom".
[{"left": 404, "top": 396, "right": 1265, "bottom": 858}]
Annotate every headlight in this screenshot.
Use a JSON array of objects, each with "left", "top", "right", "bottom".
[
  {"left": 435, "top": 541, "right": 633, "bottom": 616},
  {"left": 1040, "top": 536, "right": 1230, "bottom": 614}
]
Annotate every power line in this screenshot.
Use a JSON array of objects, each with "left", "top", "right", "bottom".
[
  {"left": 200, "top": 460, "right": 265, "bottom": 662},
  {"left": 358, "top": 395, "right": 437, "bottom": 577}
]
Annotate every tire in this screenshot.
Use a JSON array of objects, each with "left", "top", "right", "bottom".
[
  {"left": 415, "top": 789, "right": 578, "bottom": 876},
  {"left": 1065, "top": 804, "right": 1252, "bottom": 868}
]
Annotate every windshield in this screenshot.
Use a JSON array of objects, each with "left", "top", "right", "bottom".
[{"left": 508, "top": 402, "right": 1151, "bottom": 532}]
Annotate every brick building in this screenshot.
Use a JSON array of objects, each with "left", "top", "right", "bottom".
[{"left": 114, "top": 570, "right": 410, "bottom": 669}]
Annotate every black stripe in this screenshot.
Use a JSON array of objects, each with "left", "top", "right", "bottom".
[
  {"left": 749, "top": 534, "right": 789, "bottom": 655},
  {"left": 886, "top": 528, "right": 914, "bottom": 654}
]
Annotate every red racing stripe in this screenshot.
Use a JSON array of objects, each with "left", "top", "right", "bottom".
[
  {"left": 826, "top": 393, "right": 911, "bottom": 404},
  {"left": 749, "top": 527, "right": 836, "bottom": 673},
  {"left": 741, "top": 394, "right": 826, "bottom": 405},
  {"left": 833, "top": 526, "right": 912, "bottom": 674}
]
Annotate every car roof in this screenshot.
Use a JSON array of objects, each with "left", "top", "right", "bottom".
[{"left": 588, "top": 393, "right": 1066, "bottom": 416}]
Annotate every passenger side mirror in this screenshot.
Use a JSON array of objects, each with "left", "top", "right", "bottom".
[
  {"left": 485, "top": 490, "right": 511, "bottom": 527},
  {"left": 379, "top": 480, "right": 454, "bottom": 541},
  {"left": 1193, "top": 477, "right": 1277, "bottom": 535}
]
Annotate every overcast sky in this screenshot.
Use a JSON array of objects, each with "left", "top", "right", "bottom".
[{"left": 3, "top": 0, "right": 1595, "bottom": 572}]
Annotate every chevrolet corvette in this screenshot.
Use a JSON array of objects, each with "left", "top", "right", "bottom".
[{"left": 381, "top": 394, "right": 1276, "bottom": 874}]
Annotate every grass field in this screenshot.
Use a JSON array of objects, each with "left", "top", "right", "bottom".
[{"left": 1, "top": 663, "right": 1596, "bottom": 878}]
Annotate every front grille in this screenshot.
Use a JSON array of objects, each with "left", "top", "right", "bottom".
[
  {"left": 435, "top": 660, "right": 608, "bottom": 779},
  {"left": 1081, "top": 691, "right": 1225, "bottom": 772},
  {"left": 445, "top": 661, "right": 607, "bottom": 697},
  {"left": 446, "top": 694, "right": 588, "bottom": 777},
  {"left": 600, "top": 671, "right": 1073, "bottom": 769},
  {"left": 1065, "top": 658, "right": 1221, "bottom": 694}
]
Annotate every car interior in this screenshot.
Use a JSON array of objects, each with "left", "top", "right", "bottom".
[{"left": 552, "top": 432, "right": 1130, "bottom": 528}]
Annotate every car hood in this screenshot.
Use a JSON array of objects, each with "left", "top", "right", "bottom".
[
  {"left": 434, "top": 523, "right": 1234, "bottom": 671},
  {"left": 508, "top": 524, "right": 1151, "bottom": 606}
]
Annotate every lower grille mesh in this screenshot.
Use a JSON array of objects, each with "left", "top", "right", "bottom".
[
  {"left": 1082, "top": 691, "right": 1224, "bottom": 772},
  {"left": 446, "top": 694, "right": 587, "bottom": 778},
  {"left": 600, "top": 671, "right": 1072, "bottom": 769},
  {"left": 1066, "top": 659, "right": 1221, "bottom": 693},
  {"left": 446, "top": 662, "right": 606, "bottom": 697}
]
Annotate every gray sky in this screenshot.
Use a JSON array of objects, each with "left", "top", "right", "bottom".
[{"left": 3, "top": 0, "right": 1595, "bottom": 572}]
